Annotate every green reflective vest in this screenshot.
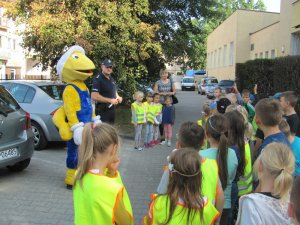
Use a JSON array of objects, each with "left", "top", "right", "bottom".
[
  {"left": 131, "top": 101, "right": 145, "bottom": 124},
  {"left": 144, "top": 195, "right": 219, "bottom": 225},
  {"left": 238, "top": 142, "right": 253, "bottom": 196},
  {"left": 74, "top": 172, "right": 133, "bottom": 225}
]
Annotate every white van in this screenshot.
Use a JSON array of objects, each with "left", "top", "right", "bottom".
[{"left": 181, "top": 76, "right": 195, "bottom": 91}]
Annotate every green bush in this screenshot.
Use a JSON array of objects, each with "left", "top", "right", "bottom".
[{"left": 236, "top": 56, "right": 300, "bottom": 113}]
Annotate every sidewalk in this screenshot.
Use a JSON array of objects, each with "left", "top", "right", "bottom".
[{"left": 118, "top": 137, "right": 173, "bottom": 224}]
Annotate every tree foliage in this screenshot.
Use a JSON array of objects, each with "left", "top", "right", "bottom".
[{"left": 1, "top": 0, "right": 161, "bottom": 99}]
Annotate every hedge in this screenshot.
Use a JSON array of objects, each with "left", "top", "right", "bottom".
[{"left": 236, "top": 55, "right": 300, "bottom": 113}]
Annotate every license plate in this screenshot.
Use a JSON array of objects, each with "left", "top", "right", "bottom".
[{"left": 0, "top": 148, "right": 19, "bottom": 161}]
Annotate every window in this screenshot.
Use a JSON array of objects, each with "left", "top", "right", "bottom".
[
  {"left": 214, "top": 50, "right": 217, "bottom": 68},
  {"left": 255, "top": 53, "right": 258, "bottom": 59},
  {"left": 207, "top": 53, "right": 210, "bottom": 68},
  {"left": 229, "top": 42, "right": 234, "bottom": 65},
  {"left": 223, "top": 45, "right": 227, "bottom": 66},
  {"left": 0, "top": 86, "right": 20, "bottom": 114},
  {"left": 39, "top": 85, "right": 65, "bottom": 100},
  {"left": 271, "top": 49, "right": 276, "bottom": 59},
  {"left": 250, "top": 44, "right": 254, "bottom": 51},
  {"left": 265, "top": 51, "right": 269, "bottom": 59},
  {"left": 7, "top": 38, "right": 11, "bottom": 49},
  {"left": 210, "top": 52, "right": 213, "bottom": 69},
  {"left": 260, "top": 52, "right": 263, "bottom": 58},
  {"left": 23, "top": 87, "right": 36, "bottom": 103},
  {"left": 9, "top": 84, "right": 29, "bottom": 103},
  {"left": 13, "top": 39, "right": 16, "bottom": 50},
  {"left": 0, "top": 36, "right": 2, "bottom": 48},
  {"left": 10, "top": 69, "right": 16, "bottom": 80},
  {"left": 218, "top": 48, "right": 221, "bottom": 67}
]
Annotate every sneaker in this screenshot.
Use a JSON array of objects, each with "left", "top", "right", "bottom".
[
  {"left": 155, "top": 140, "right": 160, "bottom": 145},
  {"left": 137, "top": 147, "right": 143, "bottom": 151},
  {"left": 160, "top": 141, "right": 167, "bottom": 145},
  {"left": 167, "top": 140, "right": 171, "bottom": 147},
  {"left": 144, "top": 143, "right": 150, "bottom": 148}
]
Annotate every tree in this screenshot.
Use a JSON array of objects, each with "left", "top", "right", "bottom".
[{"left": 1, "top": 0, "right": 161, "bottom": 98}]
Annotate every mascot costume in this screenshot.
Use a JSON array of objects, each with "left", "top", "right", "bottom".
[{"left": 53, "top": 45, "right": 101, "bottom": 189}]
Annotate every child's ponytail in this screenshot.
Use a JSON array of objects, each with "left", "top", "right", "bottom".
[
  {"left": 205, "top": 115, "right": 229, "bottom": 190},
  {"left": 74, "top": 123, "right": 120, "bottom": 188},
  {"left": 75, "top": 123, "right": 94, "bottom": 187},
  {"left": 256, "top": 143, "right": 295, "bottom": 201}
]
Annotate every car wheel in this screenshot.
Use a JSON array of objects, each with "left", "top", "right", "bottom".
[
  {"left": 181, "top": 87, "right": 184, "bottom": 91},
  {"left": 31, "top": 121, "right": 47, "bottom": 150},
  {"left": 7, "top": 158, "right": 31, "bottom": 172}
]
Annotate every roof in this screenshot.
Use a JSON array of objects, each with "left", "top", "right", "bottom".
[{"left": 249, "top": 21, "right": 280, "bottom": 35}]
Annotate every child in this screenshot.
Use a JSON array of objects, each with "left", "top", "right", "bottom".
[
  {"left": 288, "top": 176, "right": 300, "bottom": 225},
  {"left": 197, "top": 101, "right": 216, "bottom": 127},
  {"left": 143, "top": 92, "right": 155, "bottom": 148},
  {"left": 241, "top": 89, "right": 255, "bottom": 123},
  {"left": 279, "top": 91, "right": 299, "bottom": 136},
  {"left": 279, "top": 119, "right": 300, "bottom": 177},
  {"left": 236, "top": 143, "right": 295, "bottom": 225},
  {"left": 73, "top": 123, "right": 133, "bottom": 225},
  {"left": 131, "top": 91, "right": 146, "bottom": 151},
  {"left": 152, "top": 93, "right": 162, "bottom": 145},
  {"left": 160, "top": 96, "right": 175, "bottom": 147},
  {"left": 157, "top": 121, "right": 224, "bottom": 220},
  {"left": 214, "top": 87, "right": 222, "bottom": 101},
  {"left": 200, "top": 114, "right": 238, "bottom": 225},
  {"left": 144, "top": 149, "right": 220, "bottom": 225},
  {"left": 254, "top": 98, "right": 290, "bottom": 161}
]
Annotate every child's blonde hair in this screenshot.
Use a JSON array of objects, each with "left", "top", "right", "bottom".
[
  {"left": 254, "top": 142, "right": 295, "bottom": 201},
  {"left": 225, "top": 104, "right": 253, "bottom": 140},
  {"left": 279, "top": 119, "right": 291, "bottom": 137},
  {"left": 133, "top": 91, "right": 144, "bottom": 100},
  {"left": 74, "top": 123, "right": 120, "bottom": 187},
  {"left": 202, "top": 102, "right": 212, "bottom": 117}
]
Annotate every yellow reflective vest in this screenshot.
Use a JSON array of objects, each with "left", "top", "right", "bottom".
[
  {"left": 143, "top": 195, "right": 219, "bottom": 225},
  {"left": 238, "top": 142, "right": 253, "bottom": 196},
  {"left": 74, "top": 171, "right": 133, "bottom": 225},
  {"left": 131, "top": 101, "right": 145, "bottom": 124},
  {"left": 201, "top": 158, "right": 219, "bottom": 205},
  {"left": 144, "top": 102, "right": 155, "bottom": 124}
]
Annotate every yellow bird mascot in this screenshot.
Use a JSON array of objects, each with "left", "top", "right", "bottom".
[{"left": 53, "top": 45, "right": 101, "bottom": 189}]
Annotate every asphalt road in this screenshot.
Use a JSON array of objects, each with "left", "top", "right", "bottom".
[{"left": 0, "top": 87, "right": 208, "bottom": 225}]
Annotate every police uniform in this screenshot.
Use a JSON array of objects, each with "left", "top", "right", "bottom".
[{"left": 91, "top": 67, "right": 117, "bottom": 123}]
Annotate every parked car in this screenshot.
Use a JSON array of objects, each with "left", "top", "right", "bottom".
[
  {"left": 0, "top": 85, "right": 34, "bottom": 171},
  {"left": 0, "top": 81, "right": 65, "bottom": 150},
  {"left": 198, "top": 77, "right": 218, "bottom": 95},
  {"left": 218, "top": 80, "right": 235, "bottom": 94},
  {"left": 181, "top": 76, "right": 195, "bottom": 91}
]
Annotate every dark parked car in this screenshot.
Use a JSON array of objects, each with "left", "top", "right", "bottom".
[
  {"left": 1, "top": 81, "right": 65, "bottom": 150},
  {"left": 218, "top": 80, "right": 235, "bottom": 94},
  {"left": 0, "top": 85, "right": 34, "bottom": 171}
]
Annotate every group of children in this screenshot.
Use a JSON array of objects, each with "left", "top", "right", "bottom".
[
  {"left": 131, "top": 91, "right": 175, "bottom": 150},
  {"left": 71, "top": 86, "right": 300, "bottom": 225}
]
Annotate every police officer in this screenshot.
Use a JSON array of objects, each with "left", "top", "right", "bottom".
[{"left": 91, "top": 59, "right": 122, "bottom": 124}]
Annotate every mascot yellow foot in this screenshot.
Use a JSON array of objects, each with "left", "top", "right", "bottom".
[{"left": 65, "top": 168, "right": 76, "bottom": 189}]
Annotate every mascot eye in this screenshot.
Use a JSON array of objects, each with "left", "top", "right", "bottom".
[{"left": 72, "top": 54, "right": 79, "bottom": 59}]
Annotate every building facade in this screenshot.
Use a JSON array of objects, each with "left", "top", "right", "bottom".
[
  {"left": 206, "top": 0, "right": 300, "bottom": 81},
  {"left": 0, "top": 7, "right": 50, "bottom": 80}
]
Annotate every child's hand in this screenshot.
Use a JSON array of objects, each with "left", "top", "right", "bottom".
[{"left": 107, "top": 159, "right": 120, "bottom": 177}]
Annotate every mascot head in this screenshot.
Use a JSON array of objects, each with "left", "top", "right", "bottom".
[{"left": 56, "top": 45, "right": 95, "bottom": 83}]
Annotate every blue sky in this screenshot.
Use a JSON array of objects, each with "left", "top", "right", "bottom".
[{"left": 264, "top": 0, "right": 281, "bottom": 12}]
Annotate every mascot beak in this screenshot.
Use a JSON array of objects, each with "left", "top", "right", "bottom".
[{"left": 62, "top": 51, "right": 95, "bottom": 82}]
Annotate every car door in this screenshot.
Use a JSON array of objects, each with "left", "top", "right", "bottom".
[{"left": 0, "top": 86, "right": 27, "bottom": 148}]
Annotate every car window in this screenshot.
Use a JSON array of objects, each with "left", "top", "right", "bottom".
[
  {"left": 24, "top": 87, "right": 36, "bottom": 103},
  {"left": 0, "top": 85, "right": 20, "bottom": 114},
  {"left": 219, "top": 80, "right": 234, "bottom": 86},
  {"left": 9, "top": 84, "right": 29, "bottom": 103},
  {"left": 39, "top": 85, "right": 65, "bottom": 100},
  {"left": 183, "top": 78, "right": 194, "bottom": 83},
  {"left": 0, "top": 82, "right": 13, "bottom": 91}
]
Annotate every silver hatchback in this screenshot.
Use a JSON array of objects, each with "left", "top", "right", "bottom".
[
  {"left": 1, "top": 81, "right": 65, "bottom": 150},
  {"left": 0, "top": 85, "right": 34, "bottom": 171}
]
